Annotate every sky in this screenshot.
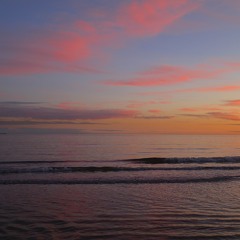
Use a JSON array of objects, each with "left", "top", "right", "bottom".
[{"left": 0, "top": 0, "right": 240, "bottom": 134}]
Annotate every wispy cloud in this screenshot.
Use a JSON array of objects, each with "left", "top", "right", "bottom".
[
  {"left": 126, "top": 100, "right": 160, "bottom": 109},
  {"left": 0, "top": 0, "right": 200, "bottom": 76},
  {"left": 180, "top": 106, "right": 222, "bottom": 112},
  {"left": 179, "top": 113, "right": 208, "bottom": 118},
  {"left": 170, "top": 0, "right": 240, "bottom": 34},
  {"left": 0, "top": 101, "right": 45, "bottom": 105},
  {"left": 180, "top": 108, "right": 198, "bottom": 112},
  {"left": 136, "top": 115, "right": 174, "bottom": 120},
  {"left": 0, "top": 105, "right": 139, "bottom": 120},
  {"left": 208, "top": 112, "right": 240, "bottom": 121},
  {"left": 148, "top": 109, "right": 162, "bottom": 114},
  {"left": 0, "top": 119, "right": 106, "bottom": 126},
  {"left": 54, "top": 102, "right": 84, "bottom": 110},
  {"left": 139, "top": 85, "right": 240, "bottom": 98},
  {"left": 115, "top": 0, "right": 199, "bottom": 37},
  {"left": 180, "top": 110, "right": 240, "bottom": 122},
  {"left": 104, "top": 62, "right": 240, "bottom": 87},
  {"left": 182, "top": 85, "right": 240, "bottom": 93},
  {"left": 224, "top": 99, "right": 240, "bottom": 107},
  {"left": 10, "top": 128, "right": 89, "bottom": 134}
]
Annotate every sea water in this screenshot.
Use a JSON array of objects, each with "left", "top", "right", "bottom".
[{"left": 1, "top": 134, "right": 240, "bottom": 239}]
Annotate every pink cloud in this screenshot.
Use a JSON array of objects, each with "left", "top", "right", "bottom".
[
  {"left": 104, "top": 77, "right": 185, "bottom": 87},
  {"left": 138, "top": 85, "right": 240, "bottom": 96},
  {"left": 126, "top": 100, "right": 170, "bottom": 110},
  {"left": 184, "top": 85, "right": 240, "bottom": 93},
  {"left": 137, "top": 115, "right": 174, "bottom": 120},
  {"left": 55, "top": 102, "right": 84, "bottom": 110},
  {"left": 167, "top": 85, "right": 240, "bottom": 95},
  {"left": 148, "top": 109, "right": 161, "bottom": 114},
  {"left": 105, "top": 62, "right": 240, "bottom": 87},
  {"left": 224, "top": 100, "right": 240, "bottom": 107},
  {"left": 179, "top": 105, "right": 222, "bottom": 112},
  {"left": 208, "top": 112, "right": 240, "bottom": 121},
  {"left": 159, "top": 101, "right": 172, "bottom": 104},
  {"left": 179, "top": 109, "right": 240, "bottom": 121},
  {"left": 0, "top": 29, "right": 105, "bottom": 76},
  {"left": 116, "top": 0, "right": 200, "bottom": 37},
  {"left": 180, "top": 106, "right": 222, "bottom": 113},
  {"left": 180, "top": 108, "right": 198, "bottom": 112},
  {"left": 46, "top": 32, "right": 92, "bottom": 62},
  {"left": 0, "top": 59, "right": 102, "bottom": 76},
  {"left": 0, "top": 27, "right": 97, "bottom": 76},
  {"left": 204, "top": 107, "right": 222, "bottom": 111},
  {"left": 126, "top": 100, "right": 159, "bottom": 108},
  {"left": 0, "top": 0, "right": 200, "bottom": 76},
  {"left": 180, "top": 113, "right": 208, "bottom": 119}
]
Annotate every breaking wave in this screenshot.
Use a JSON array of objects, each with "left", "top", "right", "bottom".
[
  {"left": 1, "top": 165, "right": 240, "bottom": 175},
  {"left": 1, "top": 156, "right": 240, "bottom": 185},
  {"left": 126, "top": 156, "right": 240, "bottom": 164},
  {"left": 1, "top": 156, "right": 240, "bottom": 165},
  {"left": 0, "top": 175, "right": 240, "bottom": 185}
]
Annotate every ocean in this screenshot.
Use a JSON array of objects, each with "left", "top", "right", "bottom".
[{"left": 1, "top": 134, "right": 240, "bottom": 239}]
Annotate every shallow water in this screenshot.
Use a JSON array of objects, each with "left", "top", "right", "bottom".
[{"left": 1, "top": 134, "right": 240, "bottom": 239}]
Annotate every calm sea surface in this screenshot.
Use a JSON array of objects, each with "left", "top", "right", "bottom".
[{"left": 1, "top": 134, "right": 240, "bottom": 239}]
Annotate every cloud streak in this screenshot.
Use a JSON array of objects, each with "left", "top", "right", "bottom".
[
  {"left": 224, "top": 99, "right": 240, "bottom": 107},
  {"left": 180, "top": 106, "right": 222, "bottom": 112},
  {"left": 208, "top": 112, "right": 240, "bottom": 121},
  {"left": 0, "top": 101, "right": 45, "bottom": 105},
  {"left": 136, "top": 115, "right": 174, "bottom": 119},
  {"left": 179, "top": 112, "right": 240, "bottom": 122},
  {"left": 181, "top": 85, "right": 240, "bottom": 93},
  {"left": 0, "top": 105, "right": 139, "bottom": 120},
  {"left": 126, "top": 100, "right": 160, "bottom": 109},
  {"left": 104, "top": 62, "right": 240, "bottom": 87},
  {"left": 0, "top": 120, "right": 106, "bottom": 126},
  {"left": 115, "top": 0, "right": 199, "bottom": 37}
]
